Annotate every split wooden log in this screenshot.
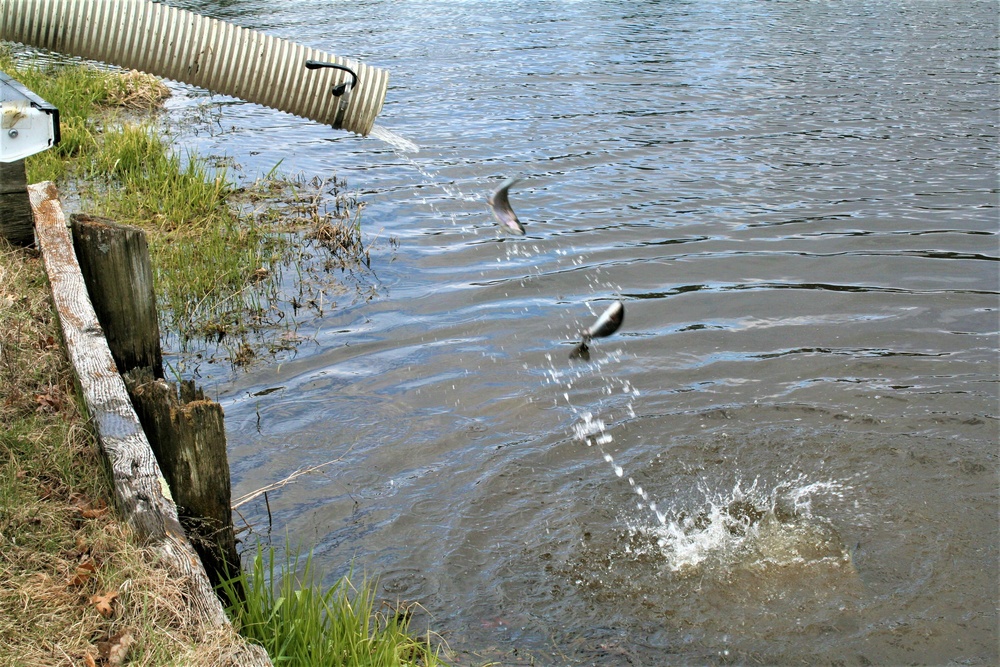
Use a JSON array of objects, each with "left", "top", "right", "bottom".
[
  {"left": 29, "top": 181, "right": 271, "bottom": 667},
  {"left": 70, "top": 214, "right": 163, "bottom": 378},
  {"left": 124, "top": 367, "right": 241, "bottom": 593},
  {"left": 0, "top": 159, "right": 34, "bottom": 246}
]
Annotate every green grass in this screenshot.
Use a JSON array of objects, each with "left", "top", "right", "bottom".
[
  {"left": 80, "top": 121, "right": 288, "bottom": 347},
  {"left": 220, "top": 545, "right": 447, "bottom": 666},
  {"left": 85, "top": 123, "right": 231, "bottom": 229},
  {"left": 1, "top": 46, "right": 377, "bottom": 361}
]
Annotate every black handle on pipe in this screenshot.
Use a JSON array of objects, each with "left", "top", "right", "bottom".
[{"left": 305, "top": 60, "right": 358, "bottom": 97}]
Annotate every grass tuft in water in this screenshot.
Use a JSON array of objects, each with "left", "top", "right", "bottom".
[
  {"left": 219, "top": 545, "right": 447, "bottom": 666},
  {"left": 78, "top": 121, "right": 287, "bottom": 347},
  {"left": 86, "top": 123, "right": 231, "bottom": 230}
]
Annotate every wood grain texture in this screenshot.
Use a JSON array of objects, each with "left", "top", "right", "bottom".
[
  {"left": 0, "top": 160, "right": 34, "bottom": 246},
  {"left": 125, "top": 368, "right": 241, "bottom": 592},
  {"left": 70, "top": 214, "right": 164, "bottom": 377},
  {"left": 30, "top": 182, "right": 271, "bottom": 666}
]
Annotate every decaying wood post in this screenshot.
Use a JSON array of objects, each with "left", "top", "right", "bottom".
[
  {"left": 0, "top": 160, "right": 34, "bottom": 246},
  {"left": 70, "top": 214, "right": 163, "bottom": 378},
  {"left": 124, "top": 367, "right": 242, "bottom": 591},
  {"left": 69, "top": 212, "right": 241, "bottom": 591},
  {"left": 30, "top": 182, "right": 270, "bottom": 666},
  {"left": 70, "top": 212, "right": 243, "bottom": 592}
]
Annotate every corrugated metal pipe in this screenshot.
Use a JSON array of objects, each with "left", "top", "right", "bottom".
[{"left": 0, "top": 0, "right": 389, "bottom": 136}]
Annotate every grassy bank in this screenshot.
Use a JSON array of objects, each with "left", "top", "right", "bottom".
[
  {"left": 0, "top": 241, "right": 244, "bottom": 665},
  {"left": 1, "top": 49, "right": 442, "bottom": 665},
  {"left": 2, "top": 46, "right": 377, "bottom": 369}
]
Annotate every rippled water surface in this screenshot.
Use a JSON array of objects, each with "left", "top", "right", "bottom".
[{"left": 165, "top": 1, "right": 997, "bottom": 664}]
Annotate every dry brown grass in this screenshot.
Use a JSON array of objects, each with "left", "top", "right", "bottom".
[
  {"left": 0, "top": 240, "right": 249, "bottom": 666},
  {"left": 104, "top": 70, "right": 171, "bottom": 110}
]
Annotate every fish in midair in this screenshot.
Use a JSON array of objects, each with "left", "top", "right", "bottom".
[
  {"left": 487, "top": 177, "right": 525, "bottom": 235},
  {"left": 570, "top": 300, "right": 625, "bottom": 360}
]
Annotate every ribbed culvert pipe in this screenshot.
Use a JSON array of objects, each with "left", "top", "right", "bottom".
[{"left": 1, "top": 0, "right": 389, "bottom": 136}]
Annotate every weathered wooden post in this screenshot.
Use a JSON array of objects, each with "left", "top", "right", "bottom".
[
  {"left": 70, "top": 214, "right": 164, "bottom": 378},
  {"left": 0, "top": 159, "right": 33, "bottom": 245},
  {"left": 125, "top": 368, "right": 242, "bottom": 591},
  {"left": 29, "top": 182, "right": 272, "bottom": 665},
  {"left": 69, "top": 213, "right": 241, "bottom": 591}
]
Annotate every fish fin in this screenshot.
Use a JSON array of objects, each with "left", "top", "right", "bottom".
[
  {"left": 490, "top": 178, "right": 521, "bottom": 202},
  {"left": 488, "top": 178, "right": 527, "bottom": 234}
]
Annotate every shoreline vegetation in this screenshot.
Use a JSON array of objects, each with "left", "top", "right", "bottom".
[
  {"left": 4, "top": 45, "right": 385, "bottom": 373},
  {"left": 0, "top": 48, "right": 445, "bottom": 666}
]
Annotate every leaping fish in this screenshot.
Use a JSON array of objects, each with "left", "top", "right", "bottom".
[
  {"left": 570, "top": 300, "right": 625, "bottom": 360},
  {"left": 487, "top": 177, "right": 525, "bottom": 235}
]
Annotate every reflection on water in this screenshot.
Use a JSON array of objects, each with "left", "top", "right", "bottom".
[{"left": 158, "top": 0, "right": 999, "bottom": 664}]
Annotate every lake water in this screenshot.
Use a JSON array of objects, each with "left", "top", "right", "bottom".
[{"left": 163, "top": 1, "right": 998, "bottom": 664}]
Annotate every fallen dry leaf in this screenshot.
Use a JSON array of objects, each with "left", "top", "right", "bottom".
[
  {"left": 35, "top": 391, "right": 62, "bottom": 413},
  {"left": 98, "top": 630, "right": 135, "bottom": 666},
  {"left": 89, "top": 590, "right": 118, "bottom": 617},
  {"left": 68, "top": 560, "right": 97, "bottom": 587},
  {"left": 83, "top": 653, "right": 97, "bottom": 667},
  {"left": 72, "top": 494, "right": 109, "bottom": 519},
  {"left": 80, "top": 505, "right": 109, "bottom": 520}
]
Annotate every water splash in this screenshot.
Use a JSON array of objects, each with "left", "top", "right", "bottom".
[
  {"left": 368, "top": 124, "right": 493, "bottom": 238},
  {"left": 368, "top": 123, "right": 420, "bottom": 153},
  {"left": 627, "top": 475, "right": 854, "bottom": 573},
  {"left": 572, "top": 404, "right": 662, "bottom": 519},
  {"left": 564, "top": 373, "right": 854, "bottom": 575}
]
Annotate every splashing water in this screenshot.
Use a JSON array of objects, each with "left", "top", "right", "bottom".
[
  {"left": 624, "top": 474, "right": 855, "bottom": 573},
  {"left": 567, "top": 378, "right": 855, "bottom": 575},
  {"left": 569, "top": 387, "right": 657, "bottom": 524},
  {"left": 367, "top": 123, "right": 491, "bottom": 238},
  {"left": 368, "top": 123, "right": 420, "bottom": 153},
  {"left": 462, "top": 125, "right": 856, "bottom": 584}
]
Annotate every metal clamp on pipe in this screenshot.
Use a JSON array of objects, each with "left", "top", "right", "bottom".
[
  {"left": 305, "top": 60, "right": 359, "bottom": 130},
  {"left": 304, "top": 60, "right": 358, "bottom": 97}
]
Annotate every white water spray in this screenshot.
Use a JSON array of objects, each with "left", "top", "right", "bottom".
[
  {"left": 555, "top": 353, "right": 855, "bottom": 575},
  {"left": 368, "top": 124, "right": 420, "bottom": 154}
]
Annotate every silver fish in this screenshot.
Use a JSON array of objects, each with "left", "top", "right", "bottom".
[
  {"left": 487, "top": 177, "right": 525, "bottom": 235},
  {"left": 570, "top": 300, "right": 625, "bottom": 359}
]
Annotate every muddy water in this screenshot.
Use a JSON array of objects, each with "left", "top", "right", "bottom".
[{"left": 164, "top": 0, "right": 998, "bottom": 664}]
